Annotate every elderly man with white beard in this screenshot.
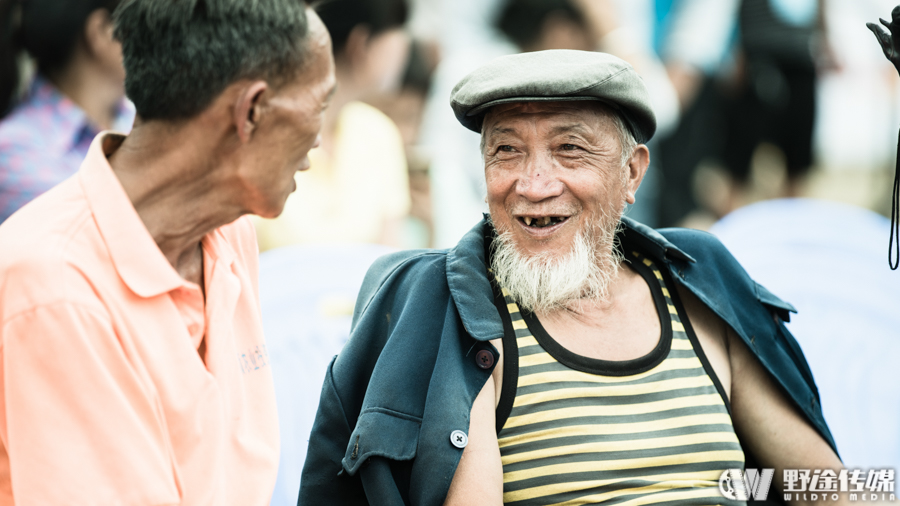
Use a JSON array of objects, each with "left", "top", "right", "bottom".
[{"left": 298, "top": 50, "right": 846, "bottom": 506}]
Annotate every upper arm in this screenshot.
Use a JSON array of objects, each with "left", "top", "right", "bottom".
[
  {"left": 675, "top": 284, "right": 732, "bottom": 400},
  {"left": 1, "top": 303, "right": 179, "bottom": 505},
  {"left": 443, "top": 374, "right": 504, "bottom": 506},
  {"left": 728, "top": 326, "right": 844, "bottom": 494},
  {"left": 678, "top": 282, "right": 845, "bottom": 504}
]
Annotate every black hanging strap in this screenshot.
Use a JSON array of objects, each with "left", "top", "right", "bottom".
[{"left": 891, "top": 128, "right": 900, "bottom": 270}]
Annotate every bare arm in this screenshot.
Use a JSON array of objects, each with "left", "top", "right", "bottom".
[
  {"left": 442, "top": 371, "right": 504, "bottom": 506},
  {"left": 729, "top": 326, "right": 849, "bottom": 506},
  {"left": 678, "top": 284, "right": 852, "bottom": 505}
]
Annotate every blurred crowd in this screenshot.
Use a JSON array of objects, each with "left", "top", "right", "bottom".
[
  {"left": 3, "top": 0, "right": 899, "bottom": 241},
  {"left": 1, "top": 0, "right": 898, "bottom": 500}
]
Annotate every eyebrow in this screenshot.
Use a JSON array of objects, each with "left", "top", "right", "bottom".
[
  {"left": 485, "top": 126, "right": 516, "bottom": 140},
  {"left": 547, "top": 123, "right": 593, "bottom": 138},
  {"left": 485, "top": 123, "right": 596, "bottom": 142}
]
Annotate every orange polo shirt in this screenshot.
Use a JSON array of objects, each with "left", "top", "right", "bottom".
[{"left": 0, "top": 133, "right": 279, "bottom": 505}]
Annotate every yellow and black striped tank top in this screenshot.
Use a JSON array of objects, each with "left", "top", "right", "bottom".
[{"left": 492, "top": 251, "right": 745, "bottom": 506}]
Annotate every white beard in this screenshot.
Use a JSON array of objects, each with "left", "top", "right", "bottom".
[{"left": 489, "top": 210, "right": 624, "bottom": 314}]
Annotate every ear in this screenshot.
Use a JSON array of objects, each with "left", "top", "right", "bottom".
[
  {"left": 83, "top": 9, "right": 113, "bottom": 56},
  {"left": 624, "top": 144, "right": 650, "bottom": 205},
  {"left": 234, "top": 81, "right": 268, "bottom": 143},
  {"left": 344, "top": 25, "right": 373, "bottom": 69}
]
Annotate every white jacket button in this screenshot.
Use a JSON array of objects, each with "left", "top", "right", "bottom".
[{"left": 450, "top": 430, "right": 468, "bottom": 449}]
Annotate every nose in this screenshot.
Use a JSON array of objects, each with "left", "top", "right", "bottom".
[
  {"left": 514, "top": 152, "right": 564, "bottom": 202},
  {"left": 311, "top": 134, "right": 322, "bottom": 150}
]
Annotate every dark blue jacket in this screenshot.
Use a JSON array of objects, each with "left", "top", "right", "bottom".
[{"left": 298, "top": 217, "right": 836, "bottom": 506}]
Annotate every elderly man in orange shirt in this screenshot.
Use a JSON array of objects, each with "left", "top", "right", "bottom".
[{"left": 0, "top": 0, "right": 336, "bottom": 504}]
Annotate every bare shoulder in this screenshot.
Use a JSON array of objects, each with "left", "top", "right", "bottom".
[{"left": 673, "top": 283, "right": 732, "bottom": 400}]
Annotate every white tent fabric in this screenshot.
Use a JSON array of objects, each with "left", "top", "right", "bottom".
[{"left": 709, "top": 198, "right": 900, "bottom": 468}]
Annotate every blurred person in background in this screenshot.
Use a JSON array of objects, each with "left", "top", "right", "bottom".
[
  {"left": 0, "top": 0, "right": 133, "bottom": 224},
  {"left": 658, "top": 0, "right": 835, "bottom": 227},
  {"left": 366, "top": 39, "right": 439, "bottom": 246},
  {"left": 253, "top": 0, "right": 415, "bottom": 250},
  {"left": 717, "top": 0, "right": 832, "bottom": 205},
  {"left": 0, "top": 0, "right": 335, "bottom": 503},
  {"left": 653, "top": 0, "right": 740, "bottom": 227},
  {"left": 495, "top": 0, "right": 594, "bottom": 53}
]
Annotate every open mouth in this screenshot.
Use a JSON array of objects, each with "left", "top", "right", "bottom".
[{"left": 518, "top": 216, "right": 570, "bottom": 229}]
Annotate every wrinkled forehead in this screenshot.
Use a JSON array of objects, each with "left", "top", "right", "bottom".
[{"left": 482, "top": 101, "right": 616, "bottom": 137}]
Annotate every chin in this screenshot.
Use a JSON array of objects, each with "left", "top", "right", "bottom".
[{"left": 251, "top": 196, "right": 289, "bottom": 219}]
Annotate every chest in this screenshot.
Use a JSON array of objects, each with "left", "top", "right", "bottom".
[
  {"left": 90, "top": 258, "right": 278, "bottom": 503},
  {"left": 493, "top": 253, "right": 744, "bottom": 506},
  {"left": 536, "top": 261, "right": 665, "bottom": 362}
]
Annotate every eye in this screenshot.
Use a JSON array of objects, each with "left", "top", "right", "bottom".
[
  {"left": 497, "top": 145, "right": 516, "bottom": 152},
  {"left": 560, "top": 143, "right": 580, "bottom": 151}
]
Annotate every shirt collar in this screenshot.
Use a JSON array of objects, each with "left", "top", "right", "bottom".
[
  {"left": 444, "top": 215, "right": 696, "bottom": 342},
  {"left": 79, "top": 132, "right": 188, "bottom": 298},
  {"left": 201, "top": 224, "right": 238, "bottom": 273}
]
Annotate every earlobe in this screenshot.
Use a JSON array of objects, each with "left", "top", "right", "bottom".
[{"left": 235, "top": 81, "right": 268, "bottom": 143}]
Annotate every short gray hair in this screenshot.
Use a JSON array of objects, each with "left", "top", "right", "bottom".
[
  {"left": 480, "top": 103, "right": 638, "bottom": 168},
  {"left": 113, "top": 0, "right": 312, "bottom": 120}
]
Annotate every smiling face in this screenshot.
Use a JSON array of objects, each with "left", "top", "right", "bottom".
[
  {"left": 241, "top": 10, "right": 337, "bottom": 217},
  {"left": 483, "top": 101, "right": 647, "bottom": 259}
]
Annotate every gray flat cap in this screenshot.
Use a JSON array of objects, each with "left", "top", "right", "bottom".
[{"left": 450, "top": 50, "right": 656, "bottom": 144}]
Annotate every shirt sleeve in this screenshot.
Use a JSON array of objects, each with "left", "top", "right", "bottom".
[{"left": 0, "top": 302, "right": 181, "bottom": 506}]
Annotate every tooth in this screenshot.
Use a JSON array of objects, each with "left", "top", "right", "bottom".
[
  {"left": 541, "top": 217, "right": 550, "bottom": 227},
  {"left": 524, "top": 217, "right": 532, "bottom": 226}
]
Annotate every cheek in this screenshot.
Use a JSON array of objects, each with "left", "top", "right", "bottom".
[{"left": 484, "top": 167, "right": 516, "bottom": 207}]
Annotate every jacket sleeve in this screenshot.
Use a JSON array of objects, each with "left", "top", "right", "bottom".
[{"left": 297, "top": 357, "right": 367, "bottom": 505}]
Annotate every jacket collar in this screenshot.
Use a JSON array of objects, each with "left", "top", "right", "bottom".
[
  {"left": 445, "top": 215, "right": 695, "bottom": 342},
  {"left": 618, "top": 216, "right": 696, "bottom": 264},
  {"left": 445, "top": 219, "right": 504, "bottom": 342}
]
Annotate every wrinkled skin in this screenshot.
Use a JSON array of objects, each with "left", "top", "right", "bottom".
[{"left": 867, "top": 6, "right": 900, "bottom": 75}]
